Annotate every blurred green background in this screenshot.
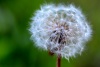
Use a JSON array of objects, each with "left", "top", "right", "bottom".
[{"left": 0, "top": 0, "right": 100, "bottom": 67}]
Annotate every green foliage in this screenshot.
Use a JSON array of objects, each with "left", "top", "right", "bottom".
[{"left": 0, "top": 0, "right": 100, "bottom": 67}]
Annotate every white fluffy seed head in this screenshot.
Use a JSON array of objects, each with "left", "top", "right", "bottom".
[{"left": 29, "top": 4, "right": 92, "bottom": 60}]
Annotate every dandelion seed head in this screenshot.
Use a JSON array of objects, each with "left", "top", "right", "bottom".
[{"left": 29, "top": 4, "right": 92, "bottom": 59}]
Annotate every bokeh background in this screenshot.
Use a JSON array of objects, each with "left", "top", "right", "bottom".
[{"left": 0, "top": 0, "right": 100, "bottom": 67}]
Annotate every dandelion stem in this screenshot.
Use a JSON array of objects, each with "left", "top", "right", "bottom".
[{"left": 57, "top": 55, "right": 61, "bottom": 67}]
